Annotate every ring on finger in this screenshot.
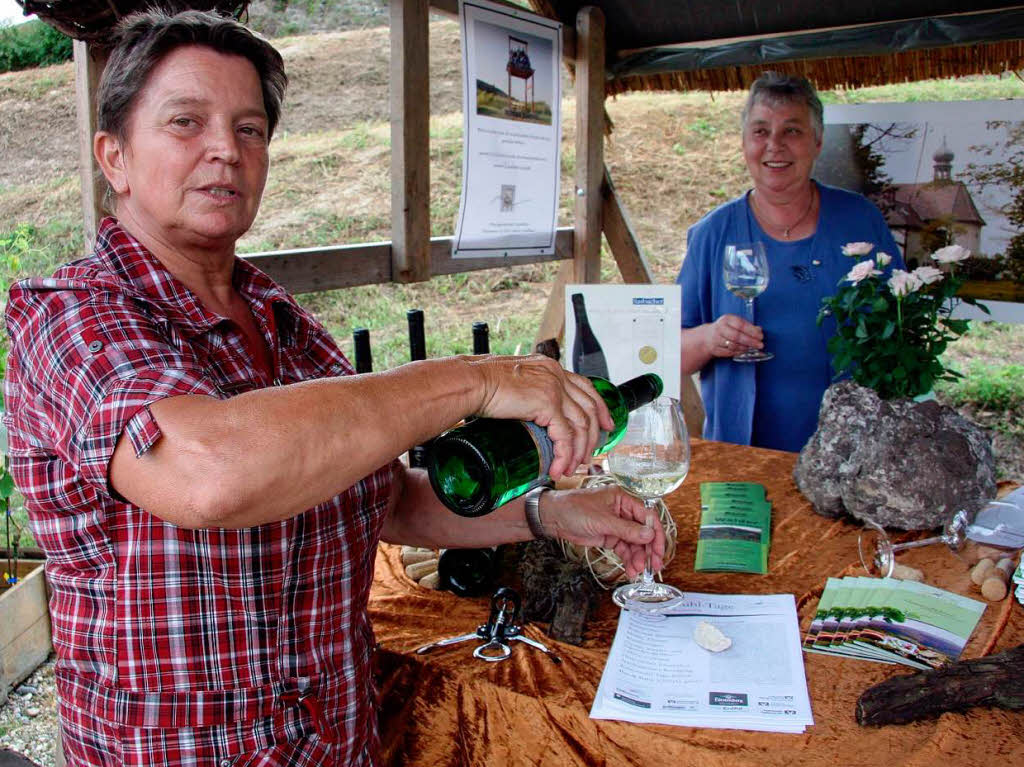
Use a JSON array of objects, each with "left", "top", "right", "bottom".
[{"left": 723, "top": 339, "right": 732, "bottom": 348}]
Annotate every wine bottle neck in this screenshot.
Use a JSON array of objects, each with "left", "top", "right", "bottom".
[{"left": 617, "top": 374, "right": 663, "bottom": 411}]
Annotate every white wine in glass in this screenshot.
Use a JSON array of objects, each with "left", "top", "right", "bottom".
[
  {"left": 607, "top": 397, "right": 690, "bottom": 613},
  {"left": 723, "top": 241, "right": 773, "bottom": 362}
]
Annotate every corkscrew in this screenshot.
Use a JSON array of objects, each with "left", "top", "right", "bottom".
[{"left": 414, "top": 587, "right": 561, "bottom": 664}]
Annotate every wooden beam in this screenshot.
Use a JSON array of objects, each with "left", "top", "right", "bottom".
[
  {"left": 601, "top": 166, "right": 654, "bottom": 284},
  {"left": 573, "top": 6, "right": 605, "bottom": 285},
  {"left": 243, "top": 228, "right": 573, "bottom": 295},
  {"left": 429, "top": 0, "right": 576, "bottom": 58},
  {"left": 390, "top": 0, "right": 431, "bottom": 283},
  {"left": 73, "top": 41, "right": 107, "bottom": 250},
  {"left": 534, "top": 258, "right": 574, "bottom": 348}
]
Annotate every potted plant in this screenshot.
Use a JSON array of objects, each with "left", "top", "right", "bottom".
[
  {"left": 818, "top": 242, "right": 988, "bottom": 400},
  {"left": 794, "top": 244, "right": 998, "bottom": 531}
]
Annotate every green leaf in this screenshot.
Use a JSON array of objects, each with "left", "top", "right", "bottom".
[{"left": 0, "top": 472, "right": 14, "bottom": 500}]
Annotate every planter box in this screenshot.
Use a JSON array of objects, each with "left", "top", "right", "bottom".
[{"left": 0, "top": 559, "right": 52, "bottom": 707}]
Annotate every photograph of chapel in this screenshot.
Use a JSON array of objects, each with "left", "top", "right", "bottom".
[{"left": 817, "top": 107, "right": 1024, "bottom": 296}]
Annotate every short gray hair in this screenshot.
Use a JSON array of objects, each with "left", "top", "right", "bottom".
[
  {"left": 740, "top": 71, "right": 824, "bottom": 142},
  {"left": 97, "top": 9, "right": 288, "bottom": 142}
]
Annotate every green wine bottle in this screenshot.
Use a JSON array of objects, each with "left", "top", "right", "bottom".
[{"left": 427, "top": 373, "right": 663, "bottom": 517}]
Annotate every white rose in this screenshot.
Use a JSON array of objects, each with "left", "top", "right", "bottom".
[
  {"left": 888, "top": 269, "right": 923, "bottom": 297},
  {"left": 932, "top": 244, "right": 971, "bottom": 264},
  {"left": 845, "top": 260, "right": 881, "bottom": 284},
  {"left": 912, "top": 265, "right": 944, "bottom": 285},
  {"left": 842, "top": 242, "right": 875, "bottom": 257},
  {"left": 875, "top": 252, "right": 892, "bottom": 268}
]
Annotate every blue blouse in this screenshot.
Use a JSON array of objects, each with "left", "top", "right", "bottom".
[{"left": 676, "top": 181, "right": 903, "bottom": 452}]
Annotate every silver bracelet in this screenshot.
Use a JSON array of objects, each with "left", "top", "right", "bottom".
[{"left": 524, "top": 485, "right": 554, "bottom": 540}]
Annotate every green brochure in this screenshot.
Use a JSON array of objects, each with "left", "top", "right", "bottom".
[
  {"left": 802, "top": 576, "right": 986, "bottom": 670},
  {"left": 694, "top": 483, "right": 771, "bottom": 574}
]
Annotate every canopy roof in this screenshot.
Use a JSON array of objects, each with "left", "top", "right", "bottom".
[{"left": 529, "top": 1, "right": 1024, "bottom": 93}]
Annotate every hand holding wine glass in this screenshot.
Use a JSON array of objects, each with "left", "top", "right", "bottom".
[
  {"left": 607, "top": 396, "right": 690, "bottom": 612},
  {"left": 722, "top": 241, "right": 773, "bottom": 362}
]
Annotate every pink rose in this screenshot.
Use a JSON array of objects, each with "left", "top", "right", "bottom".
[
  {"left": 842, "top": 242, "right": 874, "bottom": 257},
  {"left": 931, "top": 244, "right": 971, "bottom": 264},
  {"left": 912, "top": 265, "right": 944, "bottom": 285},
  {"left": 888, "top": 270, "right": 923, "bottom": 297},
  {"left": 845, "top": 260, "right": 881, "bottom": 284}
]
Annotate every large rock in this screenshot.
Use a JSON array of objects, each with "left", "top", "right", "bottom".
[{"left": 794, "top": 381, "right": 997, "bottom": 530}]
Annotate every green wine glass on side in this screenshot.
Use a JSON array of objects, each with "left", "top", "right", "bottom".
[{"left": 607, "top": 396, "right": 690, "bottom": 613}]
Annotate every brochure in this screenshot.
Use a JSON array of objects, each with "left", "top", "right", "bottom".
[
  {"left": 695, "top": 482, "right": 770, "bottom": 574},
  {"left": 591, "top": 593, "right": 814, "bottom": 733},
  {"left": 802, "top": 576, "right": 986, "bottom": 670}
]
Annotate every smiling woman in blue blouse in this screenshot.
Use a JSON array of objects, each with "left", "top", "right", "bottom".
[{"left": 677, "top": 72, "right": 904, "bottom": 453}]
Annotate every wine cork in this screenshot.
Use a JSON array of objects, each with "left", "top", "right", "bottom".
[
  {"left": 418, "top": 571, "right": 441, "bottom": 590},
  {"left": 970, "top": 557, "right": 995, "bottom": 586},
  {"left": 980, "top": 558, "right": 1015, "bottom": 602},
  {"left": 405, "top": 558, "right": 438, "bottom": 580},
  {"left": 401, "top": 546, "right": 436, "bottom": 566}
]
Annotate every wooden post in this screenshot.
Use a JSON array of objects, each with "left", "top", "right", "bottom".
[
  {"left": 572, "top": 6, "right": 605, "bottom": 285},
  {"left": 73, "top": 40, "right": 107, "bottom": 250},
  {"left": 390, "top": 0, "right": 431, "bottom": 283},
  {"left": 601, "top": 166, "right": 654, "bottom": 284}
]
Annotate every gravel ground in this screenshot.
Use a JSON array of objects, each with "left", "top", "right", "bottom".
[{"left": 0, "top": 657, "right": 59, "bottom": 767}]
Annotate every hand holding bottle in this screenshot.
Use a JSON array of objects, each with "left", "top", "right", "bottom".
[
  {"left": 468, "top": 354, "right": 613, "bottom": 479},
  {"left": 541, "top": 484, "right": 664, "bottom": 579}
]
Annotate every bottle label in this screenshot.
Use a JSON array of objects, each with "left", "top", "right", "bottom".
[{"left": 522, "top": 420, "right": 554, "bottom": 480}]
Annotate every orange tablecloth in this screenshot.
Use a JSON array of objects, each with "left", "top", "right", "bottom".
[{"left": 368, "top": 440, "right": 1024, "bottom": 766}]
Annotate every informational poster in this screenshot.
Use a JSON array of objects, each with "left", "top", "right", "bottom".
[
  {"left": 820, "top": 100, "right": 1023, "bottom": 323},
  {"left": 564, "top": 284, "right": 682, "bottom": 400},
  {"left": 454, "top": 0, "right": 562, "bottom": 258}
]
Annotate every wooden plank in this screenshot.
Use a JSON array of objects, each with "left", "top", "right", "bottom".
[
  {"left": 0, "top": 563, "right": 52, "bottom": 704},
  {"left": 601, "top": 166, "right": 654, "bottom": 284},
  {"left": 573, "top": 6, "right": 606, "bottom": 285},
  {"left": 957, "top": 280, "right": 1024, "bottom": 303},
  {"left": 428, "top": 0, "right": 577, "bottom": 59},
  {"left": 534, "top": 259, "right": 574, "bottom": 347},
  {"left": 390, "top": 0, "right": 432, "bottom": 283},
  {"left": 242, "top": 228, "right": 573, "bottom": 294},
  {"left": 73, "top": 41, "right": 108, "bottom": 250}
]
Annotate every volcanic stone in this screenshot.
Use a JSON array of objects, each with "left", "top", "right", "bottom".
[{"left": 794, "top": 381, "right": 997, "bottom": 530}]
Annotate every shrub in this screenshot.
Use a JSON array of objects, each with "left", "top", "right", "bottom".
[{"left": 0, "top": 20, "right": 72, "bottom": 73}]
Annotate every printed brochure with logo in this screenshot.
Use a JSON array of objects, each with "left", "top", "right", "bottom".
[
  {"left": 590, "top": 593, "right": 813, "bottom": 733},
  {"left": 694, "top": 482, "right": 771, "bottom": 574},
  {"left": 802, "top": 576, "right": 986, "bottom": 670}
]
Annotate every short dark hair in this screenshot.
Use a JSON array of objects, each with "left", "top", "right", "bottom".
[
  {"left": 741, "top": 71, "right": 824, "bottom": 142},
  {"left": 97, "top": 9, "right": 288, "bottom": 141}
]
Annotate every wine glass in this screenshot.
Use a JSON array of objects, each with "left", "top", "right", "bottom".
[
  {"left": 857, "top": 509, "right": 976, "bottom": 577},
  {"left": 722, "top": 241, "right": 773, "bottom": 362},
  {"left": 607, "top": 396, "right": 690, "bottom": 612}
]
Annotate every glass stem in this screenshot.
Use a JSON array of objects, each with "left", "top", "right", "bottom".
[{"left": 640, "top": 500, "right": 657, "bottom": 587}]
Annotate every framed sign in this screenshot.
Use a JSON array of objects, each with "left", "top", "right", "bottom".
[{"left": 564, "top": 284, "right": 682, "bottom": 399}]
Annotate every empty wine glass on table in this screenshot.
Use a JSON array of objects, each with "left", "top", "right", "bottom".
[
  {"left": 607, "top": 396, "right": 690, "bottom": 613},
  {"left": 722, "top": 241, "right": 773, "bottom": 362}
]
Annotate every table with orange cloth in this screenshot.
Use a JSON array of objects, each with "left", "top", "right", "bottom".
[{"left": 368, "top": 439, "right": 1024, "bottom": 766}]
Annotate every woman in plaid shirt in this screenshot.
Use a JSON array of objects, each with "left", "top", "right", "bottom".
[{"left": 3, "top": 9, "right": 663, "bottom": 767}]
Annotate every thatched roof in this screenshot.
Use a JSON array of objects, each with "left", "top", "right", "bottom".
[
  {"left": 16, "top": 1, "right": 251, "bottom": 45},
  {"left": 528, "top": 0, "right": 1024, "bottom": 94}
]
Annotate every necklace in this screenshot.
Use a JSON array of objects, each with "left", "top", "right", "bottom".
[{"left": 751, "top": 184, "right": 817, "bottom": 239}]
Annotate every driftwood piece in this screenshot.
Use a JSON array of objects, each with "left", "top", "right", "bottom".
[
  {"left": 856, "top": 643, "right": 1024, "bottom": 726},
  {"left": 513, "top": 540, "right": 598, "bottom": 645}
]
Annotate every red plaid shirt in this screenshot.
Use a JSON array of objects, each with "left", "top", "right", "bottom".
[{"left": 4, "top": 219, "right": 394, "bottom": 767}]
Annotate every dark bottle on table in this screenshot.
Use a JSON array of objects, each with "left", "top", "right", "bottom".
[
  {"left": 353, "top": 327, "right": 372, "bottom": 373},
  {"left": 436, "top": 321, "right": 499, "bottom": 596},
  {"left": 472, "top": 321, "right": 490, "bottom": 355},
  {"left": 407, "top": 309, "right": 429, "bottom": 469},
  {"left": 437, "top": 546, "right": 497, "bottom": 597},
  {"left": 570, "top": 292, "right": 609, "bottom": 380},
  {"left": 427, "top": 373, "right": 663, "bottom": 517}
]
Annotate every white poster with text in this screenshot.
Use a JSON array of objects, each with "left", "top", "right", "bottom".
[{"left": 454, "top": 0, "right": 562, "bottom": 257}]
